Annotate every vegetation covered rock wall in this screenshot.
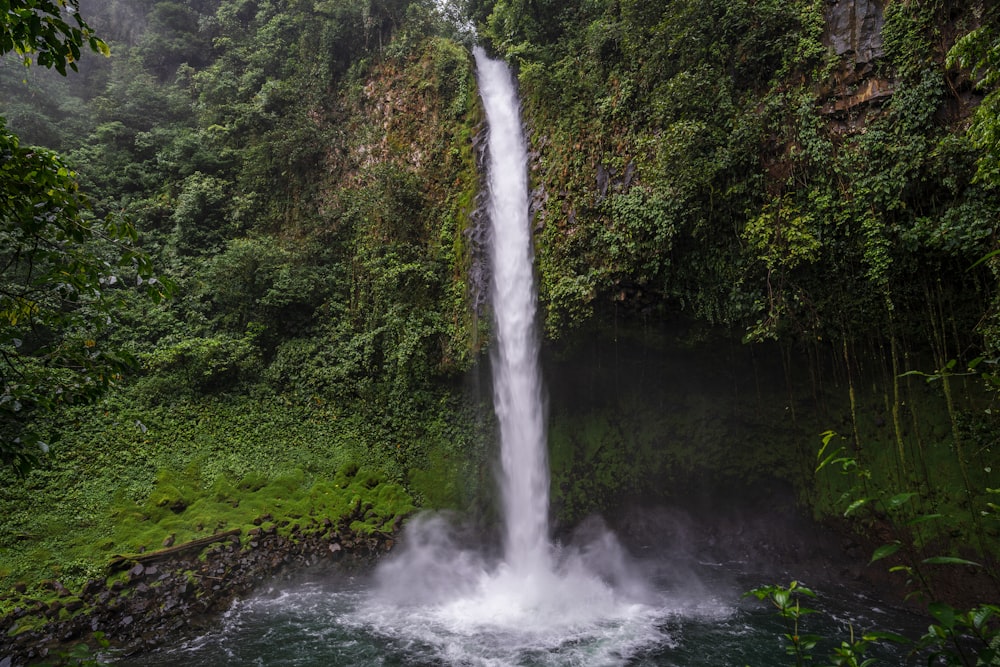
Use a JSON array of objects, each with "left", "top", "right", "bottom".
[{"left": 470, "top": 0, "right": 1000, "bottom": 586}]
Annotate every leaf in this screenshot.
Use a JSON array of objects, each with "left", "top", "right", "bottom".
[
  {"left": 928, "top": 602, "right": 956, "bottom": 631},
  {"left": 816, "top": 444, "right": 851, "bottom": 473},
  {"left": 844, "top": 497, "right": 870, "bottom": 517},
  {"left": 863, "top": 630, "right": 911, "bottom": 644},
  {"left": 969, "top": 248, "right": 1000, "bottom": 270},
  {"left": 906, "top": 513, "right": 943, "bottom": 526},
  {"left": 969, "top": 605, "right": 996, "bottom": 630},
  {"left": 788, "top": 581, "right": 816, "bottom": 597},
  {"left": 870, "top": 542, "right": 902, "bottom": 564},
  {"left": 921, "top": 556, "right": 981, "bottom": 567},
  {"left": 743, "top": 586, "right": 772, "bottom": 601},
  {"left": 816, "top": 431, "right": 846, "bottom": 472},
  {"left": 886, "top": 492, "right": 917, "bottom": 509},
  {"left": 774, "top": 590, "right": 790, "bottom": 608}
]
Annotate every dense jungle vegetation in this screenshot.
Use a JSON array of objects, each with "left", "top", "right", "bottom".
[{"left": 2, "top": 0, "right": 1000, "bottom": 647}]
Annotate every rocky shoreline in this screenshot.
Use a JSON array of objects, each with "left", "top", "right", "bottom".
[{"left": 0, "top": 519, "right": 395, "bottom": 666}]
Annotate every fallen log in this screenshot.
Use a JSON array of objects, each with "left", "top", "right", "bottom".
[{"left": 108, "top": 528, "right": 242, "bottom": 571}]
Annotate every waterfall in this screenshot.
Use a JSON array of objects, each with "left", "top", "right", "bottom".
[
  {"left": 474, "top": 46, "right": 551, "bottom": 575},
  {"left": 127, "top": 46, "right": 764, "bottom": 667},
  {"left": 364, "top": 49, "right": 673, "bottom": 664}
]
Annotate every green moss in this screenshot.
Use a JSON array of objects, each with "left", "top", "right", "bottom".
[
  {"left": 7, "top": 615, "right": 48, "bottom": 637},
  {"left": 408, "top": 450, "right": 464, "bottom": 509},
  {"left": 102, "top": 462, "right": 415, "bottom": 557},
  {"left": 237, "top": 472, "right": 268, "bottom": 492},
  {"left": 0, "top": 389, "right": 454, "bottom": 595}
]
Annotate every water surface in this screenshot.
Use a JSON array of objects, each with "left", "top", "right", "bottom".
[{"left": 118, "top": 557, "right": 917, "bottom": 667}]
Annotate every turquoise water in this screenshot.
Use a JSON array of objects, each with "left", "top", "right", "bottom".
[{"left": 118, "top": 561, "right": 918, "bottom": 666}]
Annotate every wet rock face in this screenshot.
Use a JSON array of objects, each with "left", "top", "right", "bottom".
[
  {"left": 820, "top": 0, "right": 894, "bottom": 122},
  {"left": 823, "top": 0, "right": 887, "bottom": 69}
]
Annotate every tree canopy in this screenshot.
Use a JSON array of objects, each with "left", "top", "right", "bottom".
[{"left": 0, "top": 0, "right": 162, "bottom": 472}]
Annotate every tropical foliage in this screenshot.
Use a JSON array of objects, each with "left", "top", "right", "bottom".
[
  {"left": 0, "top": 0, "right": 164, "bottom": 472},
  {"left": 1, "top": 2, "right": 999, "bottom": 659}
]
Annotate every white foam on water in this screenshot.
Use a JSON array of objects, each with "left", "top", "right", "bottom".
[
  {"left": 359, "top": 511, "right": 734, "bottom": 665},
  {"left": 356, "top": 561, "right": 738, "bottom": 666}
]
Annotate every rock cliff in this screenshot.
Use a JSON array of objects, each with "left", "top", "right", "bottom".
[{"left": 821, "top": 0, "right": 893, "bottom": 117}]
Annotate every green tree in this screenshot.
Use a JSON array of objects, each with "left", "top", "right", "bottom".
[
  {"left": 1, "top": 0, "right": 109, "bottom": 72},
  {"left": 947, "top": 13, "right": 1000, "bottom": 353},
  {"left": 948, "top": 17, "right": 1000, "bottom": 185},
  {"left": 1, "top": 1, "right": 163, "bottom": 472}
]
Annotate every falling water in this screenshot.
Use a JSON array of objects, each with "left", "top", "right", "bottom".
[
  {"left": 336, "top": 48, "right": 702, "bottom": 658},
  {"left": 361, "top": 50, "right": 681, "bottom": 647},
  {"left": 475, "top": 45, "right": 551, "bottom": 575}
]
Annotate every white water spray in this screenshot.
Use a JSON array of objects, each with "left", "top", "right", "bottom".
[
  {"left": 475, "top": 46, "right": 551, "bottom": 576},
  {"left": 359, "top": 48, "right": 726, "bottom": 664}
]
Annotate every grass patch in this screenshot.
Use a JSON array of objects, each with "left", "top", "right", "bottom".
[{"left": 0, "top": 389, "right": 484, "bottom": 596}]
